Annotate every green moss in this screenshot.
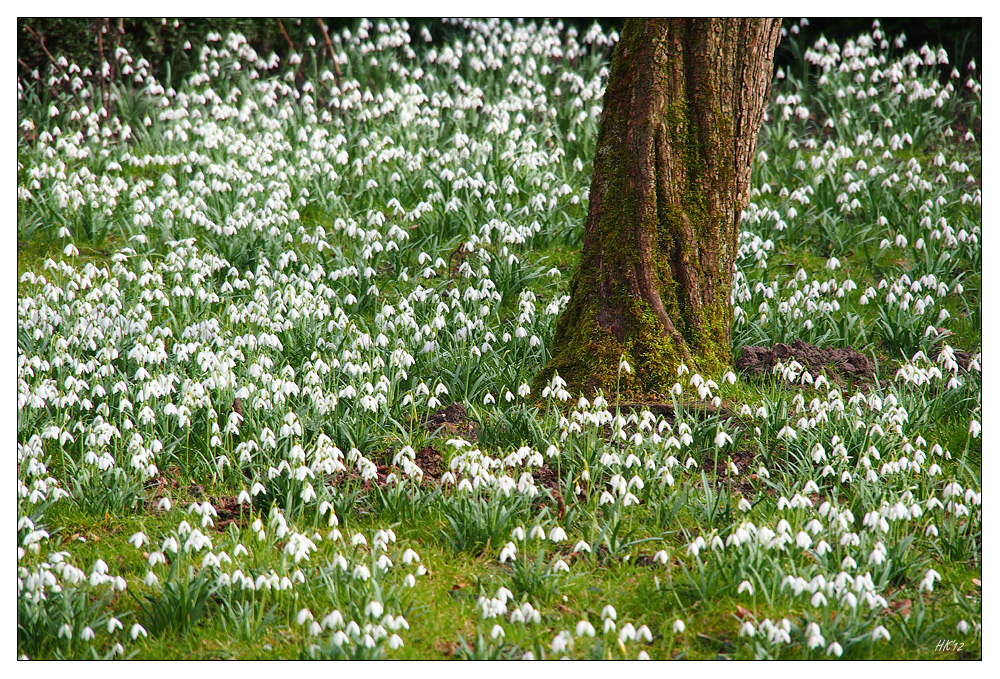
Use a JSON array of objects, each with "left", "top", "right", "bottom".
[
  {"left": 622, "top": 301, "right": 685, "bottom": 396},
  {"left": 533, "top": 305, "right": 629, "bottom": 397}
]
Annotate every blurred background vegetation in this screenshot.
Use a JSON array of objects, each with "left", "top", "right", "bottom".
[{"left": 18, "top": 17, "right": 982, "bottom": 85}]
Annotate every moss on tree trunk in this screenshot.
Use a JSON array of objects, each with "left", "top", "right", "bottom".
[{"left": 537, "top": 18, "right": 781, "bottom": 398}]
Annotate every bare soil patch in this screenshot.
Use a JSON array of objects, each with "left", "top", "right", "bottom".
[
  {"left": 737, "top": 338, "right": 872, "bottom": 382},
  {"left": 424, "top": 402, "right": 478, "bottom": 441}
]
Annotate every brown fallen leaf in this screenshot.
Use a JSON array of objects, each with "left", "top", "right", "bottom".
[
  {"left": 972, "top": 578, "right": 981, "bottom": 587},
  {"left": 887, "top": 599, "right": 912, "bottom": 617},
  {"left": 735, "top": 605, "right": 754, "bottom": 620},
  {"left": 435, "top": 640, "right": 459, "bottom": 656}
]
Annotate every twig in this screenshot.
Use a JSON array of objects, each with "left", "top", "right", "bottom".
[
  {"left": 276, "top": 18, "right": 295, "bottom": 52},
  {"left": 23, "top": 24, "right": 63, "bottom": 73},
  {"left": 96, "top": 19, "right": 108, "bottom": 114},
  {"left": 315, "top": 18, "right": 343, "bottom": 88}
]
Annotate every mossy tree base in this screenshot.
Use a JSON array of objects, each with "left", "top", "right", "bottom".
[{"left": 538, "top": 18, "right": 781, "bottom": 398}]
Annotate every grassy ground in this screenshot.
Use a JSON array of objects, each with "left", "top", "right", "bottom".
[{"left": 17, "top": 19, "right": 981, "bottom": 660}]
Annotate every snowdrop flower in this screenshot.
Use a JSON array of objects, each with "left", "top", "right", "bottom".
[
  {"left": 673, "top": 619, "right": 686, "bottom": 633},
  {"left": 551, "top": 630, "right": 573, "bottom": 653},
  {"left": 130, "top": 623, "right": 148, "bottom": 640},
  {"left": 548, "top": 526, "right": 568, "bottom": 543},
  {"left": 738, "top": 580, "right": 754, "bottom": 595},
  {"left": 919, "top": 569, "right": 941, "bottom": 592},
  {"left": 499, "top": 542, "right": 517, "bottom": 563},
  {"left": 619, "top": 623, "right": 637, "bottom": 643},
  {"left": 714, "top": 430, "right": 733, "bottom": 448}
]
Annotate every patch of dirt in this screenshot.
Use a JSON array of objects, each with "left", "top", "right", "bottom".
[
  {"left": 737, "top": 339, "right": 872, "bottom": 383},
  {"left": 530, "top": 464, "right": 566, "bottom": 518},
  {"left": 212, "top": 495, "right": 243, "bottom": 529},
  {"left": 414, "top": 445, "right": 446, "bottom": 480},
  {"left": 701, "top": 448, "right": 759, "bottom": 498},
  {"left": 144, "top": 466, "right": 183, "bottom": 512},
  {"left": 952, "top": 349, "right": 974, "bottom": 370},
  {"left": 424, "top": 402, "right": 478, "bottom": 441}
]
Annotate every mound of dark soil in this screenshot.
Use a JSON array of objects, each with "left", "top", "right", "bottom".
[
  {"left": 424, "top": 402, "right": 478, "bottom": 440},
  {"left": 737, "top": 339, "right": 872, "bottom": 382}
]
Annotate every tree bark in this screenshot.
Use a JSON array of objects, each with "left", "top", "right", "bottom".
[{"left": 538, "top": 18, "right": 781, "bottom": 397}]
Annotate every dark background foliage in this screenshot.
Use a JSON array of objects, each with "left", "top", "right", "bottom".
[{"left": 18, "top": 17, "right": 981, "bottom": 86}]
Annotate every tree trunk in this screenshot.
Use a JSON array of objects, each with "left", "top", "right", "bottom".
[{"left": 539, "top": 18, "right": 781, "bottom": 397}]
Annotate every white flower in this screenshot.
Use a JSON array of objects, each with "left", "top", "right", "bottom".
[
  {"left": 499, "top": 542, "right": 517, "bottom": 563},
  {"left": 548, "top": 526, "right": 568, "bottom": 543},
  {"left": 673, "top": 619, "right": 686, "bottom": 633}
]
